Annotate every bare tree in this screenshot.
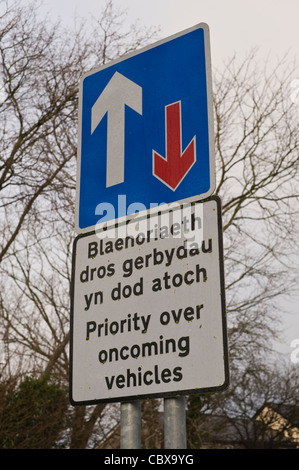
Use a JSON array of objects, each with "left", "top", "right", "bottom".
[
  {"left": 187, "top": 52, "right": 299, "bottom": 449},
  {"left": 0, "top": 0, "right": 159, "bottom": 264},
  {"left": 187, "top": 359, "right": 299, "bottom": 448},
  {"left": 214, "top": 51, "right": 299, "bottom": 363},
  {"left": 0, "top": 0, "right": 159, "bottom": 448},
  {"left": 219, "top": 359, "right": 299, "bottom": 448}
]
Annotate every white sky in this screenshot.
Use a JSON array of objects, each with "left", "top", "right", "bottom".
[
  {"left": 38, "top": 0, "right": 298, "bottom": 357},
  {"left": 41, "top": 0, "right": 299, "bottom": 66}
]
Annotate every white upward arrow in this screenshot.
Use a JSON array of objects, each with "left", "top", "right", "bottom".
[{"left": 91, "top": 72, "right": 143, "bottom": 187}]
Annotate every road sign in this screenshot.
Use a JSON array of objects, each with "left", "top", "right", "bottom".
[
  {"left": 70, "top": 196, "right": 228, "bottom": 405},
  {"left": 75, "top": 23, "right": 215, "bottom": 233}
]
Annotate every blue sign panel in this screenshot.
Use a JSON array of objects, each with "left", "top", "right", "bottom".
[{"left": 75, "top": 23, "right": 215, "bottom": 233}]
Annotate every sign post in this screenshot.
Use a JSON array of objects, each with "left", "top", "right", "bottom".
[
  {"left": 120, "top": 401, "right": 141, "bottom": 449},
  {"left": 164, "top": 396, "right": 187, "bottom": 449},
  {"left": 72, "top": 23, "right": 229, "bottom": 448}
]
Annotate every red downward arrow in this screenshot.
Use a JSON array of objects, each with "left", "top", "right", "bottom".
[{"left": 153, "top": 101, "right": 196, "bottom": 190}]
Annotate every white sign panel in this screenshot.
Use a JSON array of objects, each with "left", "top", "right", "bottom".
[{"left": 70, "top": 196, "right": 228, "bottom": 404}]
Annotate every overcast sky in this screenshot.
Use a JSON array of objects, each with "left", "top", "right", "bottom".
[
  {"left": 41, "top": 0, "right": 298, "bottom": 66},
  {"left": 38, "top": 0, "right": 298, "bottom": 357}
]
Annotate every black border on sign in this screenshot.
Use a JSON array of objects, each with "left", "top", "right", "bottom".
[{"left": 69, "top": 195, "right": 229, "bottom": 406}]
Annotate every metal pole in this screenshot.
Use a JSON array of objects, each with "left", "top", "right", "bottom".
[
  {"left": 120, "top": 400, "right": 141, "bottom": 449},
  {"left": 164, "top": 396, "right": 187, "bottom": 449}
]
